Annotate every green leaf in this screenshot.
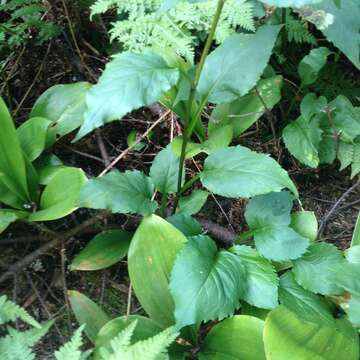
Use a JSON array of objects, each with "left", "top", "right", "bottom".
[
  {"left": 77, "top": 51, "right": 179, "bottom": 139},
  {"left": 0, "top": 97, "right": 29, "bottom": 202},
  {"left": 232, "top": 245, "right": 278, "bottom": 309},
  {"left": 245, "top": 192, "right": 309, "bottom": 261},
  {"left": 204, "top": 125, "right": 233, "bottom": 151},
  {"left": 298, "top": 47, "right": 331, "bottom": 85},
  {"left": 68, "top": 290, "right": 110, "bottom": 344},
  {"left": 128, "top": 215, "right": 187, "bottom": 327},
  {"left": 30, "top": 82, "right": 92, "bottom": 144},
  {"left": 170, "top": 235, "right": 246, "bottom": 329},
  {"left": 199, "top": 315, "right": 266, "bottom": 360},
  {"left": 279, "top": 272, "right": 335, "bottom": 327},
  {"left": 71, "top": 230, "right": 132, "bottom": 271},
  {"left": 209, "top": 76, "right": 283, "bottom": 137},
  {"left": 0, "top": 209, "right": 27, "bottom": 234},
  {"left": 264, "top": 306, "right": 359, "bottom": 360},
  {"left": 290, "top": 211, "right": 318, "bottom": 242},
  {"left": 197, "top": 25, "right": 282, "bottom": 104},
  {"left": 78, "top": 170, "right": 157, "bottom": 215},
  {"left": 283, "top": 116, "right": 323, "bottom": 168},
  {"left": 258, "top": 0, "right": 323, "bottom": 7},
  {"left": 149, "top": 145, "right": 183, "bottom": 194},
  {"left": 166, "top": 214, "right": 203, "bottom": 236},
  {"left": 201, "top": 146, "right": 298, "bottom": 198},
  {"left": 300, "top": 93, "right": 327, "bottom": 121},
  {"left": 0, "top": 178, "right": 24, "bottom": 209},
  {"left": 351, "top": 212, "right": 360, "bottom": 247},
  {"left": 29, "top": 167, "right": 87, "bottom": 221},
  {"left": 177, "top": 190, "right": 209, "bottom": 215},
  {"left": 171, "top": 136, "right": 205, "bottom": 159},
  {"left": 94, "top": 315, "right": 163, "bottom": 360},
  {"left": 309, "top": 0, "right": 360, "bottom": 70},
  {"left": 346, "top": 295, "right": 360, "bottom": 327},
  {"left": 292, "top": 243, "right": 344, "bottom": 295}
]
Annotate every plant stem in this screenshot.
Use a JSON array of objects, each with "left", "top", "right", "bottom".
[
  {"left": 173, "top": 0, "right": 226, "bottom": 213},
  {"left": 160, "top": 192, "right": 168, "bottom": 218},
  {"left": 179, "top": 173, "right": 201, "bottom": 195}
]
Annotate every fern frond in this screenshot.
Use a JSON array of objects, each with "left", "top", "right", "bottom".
[
  {"left": 0, "top": 335, "right": 35, "bottom": 360},
  {"left": 285, "top": 15, "right": 316, "bottom": 45},
  {"left": 0, "top": 295, "right": 40, "bottom": 328},
  {"left": 54, "top": 325, "right": 86, "bottom": 360}
]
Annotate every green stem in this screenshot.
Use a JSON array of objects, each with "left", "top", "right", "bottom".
[
  {"left": 173, "top": 0, "right": 226, "bottom": 214},
  {"left": 179, "top": 173, "right": 201, "bottom": 195},
  {"left": 160, "top": 192, "right": 168, "bottom": 218}
]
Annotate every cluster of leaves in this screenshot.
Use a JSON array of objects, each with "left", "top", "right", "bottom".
[{"left": 0, "top": 0, "right": 60, "bottom": 54}]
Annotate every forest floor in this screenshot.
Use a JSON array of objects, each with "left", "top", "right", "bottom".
[{"left": 0, "top": 2, "right": 359, "bottom": 357}]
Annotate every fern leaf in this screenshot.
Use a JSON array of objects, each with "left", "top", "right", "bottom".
[
  {"left": 54, "top": 325, "right": 86, "bottom": 360},
  {"left": 0, "top": 335, "right": 35, "bottom": 360},
  {"left": 286, "top": 15, "right": 317, "bottom": 45}
]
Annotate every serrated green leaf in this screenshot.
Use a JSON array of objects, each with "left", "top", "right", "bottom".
[
  {"left": 177, "top": 190, "right": 208, "bottom": 215},
  {"left": 232, "top": 245, "right": 278, "bottom": 309},
  {"left": 279, "top": 272, "right": 335, "bottom": 327},
  {"left": 77, "top": 52, "right": 179, "bottom": 139},
  {"left": 201, "top": 146, "right": 298, "bottom": 198},
  {"left": 197, "top": 25, "right": 282, "bottom": 104},
  {"left": 209, "top": 76, "right": 283, "bottom": 138},
  {"left": 293, "top": 243, "right": 344, "bottom": 295},
  {"left": 71, "top": 230, "right": 132, "bottom": 271},
  {"left": 166, "top": 213, "right": 203, "bottom": 236},
  {"left": 300, "top": 93, "right": 327, "bottom": 121},
  {"left": 199, "top": 315, "right": 266, "bottom": 360},
  {"left": 68, "top": 290, "right": 110, "bottom": 344},
  {"left": 290, "top": 211, "right": 318, "bottom": 241},
  {"left": 78, "top": 170, "right": 157, "bottom": 215},
  {"left": 245, "top": 192, "right": 309, "bottom": 261},
  {"left": 150, "top": 145, "right": 183, "bottom": 194},
  {"left": 170, "top": 235, "right": 246, "bottom": 329},
  {"left": 128, "top": 215, "right": 187, "bottom": 327},
  {"left": 264, "top": 306, "right": 359, "bottom": 360}
]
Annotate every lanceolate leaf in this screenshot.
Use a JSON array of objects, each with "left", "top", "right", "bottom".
[
  {"left": 77, "top": 51, "right": 179, "bottom": 139},
  {"left": 197, "top": 25, "right": 282, "bottom": 104},
  {"left": 264, "top": 306, "right": 359, "bottom": 360},
  {"left": 201, "top": 146, "right": 298, "bottom": 198},
  {"left": 128, "top": 215, "right": 187, "bottom": 327},
  {"left": 232, "top": 245, "right": 279, "bottom": 309},
  {"left": 170, "top": 235, "right": 246, "bottom": 329},
  {"left": 71, "top": 230, "right": 132, "bottom": 271},
  {"left": 149, "top": 145, "right": 183, "bottom": 194},
  {"left": 199, "top": 315, "right": 266, "bottom": 360},
  {"left": 78, "top": 170, "right": 157, "bottom": 215},
  {"left": 245, "top": 192, "right": 309, "bottom": 261}
]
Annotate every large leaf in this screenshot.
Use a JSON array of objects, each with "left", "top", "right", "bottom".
[
  {"left": 200, "top": 146, "right": 298, "bottom": 198},
  {"left": 30, "top": 82, "right": 91, "bottom": 144},
  {"left": 232, "top": 245, "right": 278, "bottom": 309},
  {"left": 209, "top": 76, "right": 283, "bottom": 137},
  {"left": 0, "top": 97, "right": 29, "bottom": 201},
  {"left": 283, "top": 116, "right": 323, "bottom": 168},
  {"left": 258, "top": 0, "right": 323, "bottom": 7},
  {"left": 199, "top": 315, "right": 266, "bottom": 360},
  {"left": 149, "top": 145, "right": 183, "bottom": 194},
  {"left": 78, "top": 170, "right": 157, "bottom": 215},
  {"left": 29, "top": 167, "right": 87, "bottom": 221},
  {"left": 264, "top": 306, "right": 359, "bottom": 360},
  {"left": 128, "top": 215, "right": 187, "bottom": 327},
  {"left": 292, "top": 242, "right": 344, "bottom": 295},
  {"left": 279, "top": 272, "right": 335, "bottom": 327},
  {"left": 16, "top": 117, "right": 51, "bottom": 161},
  {"left": 308, "top": 0, "right": 360, "bottom": 70},
  {"left": 197, "top": 25, "right": 282, "bottom": 104},
  {"left": 170, "top": 235, "right": 246, "bottom": 329},
  {"left": 68, "top": 290, "right": 110, "bottom": 344},
  {"left": 77, "top": 51, "right": 179, "bottom": 139},
  {"left": 245, "top": 192, "right": 309, "bottom": 261},
  {"left": 71, "top": 230, "right": 132, "bottom": 271}
]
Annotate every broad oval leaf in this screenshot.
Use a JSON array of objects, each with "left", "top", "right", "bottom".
[
  {"left": 77, "top": 51, "right": 179, "bottom": 139},
  {"left": 290, "top": 211, "right": 318, "bottom": 242},
  {"left": 199, "top": 315, "right": 266, "bottom": 360},
  {"left": 197, "top": 25, "right": 282, "bottom": 104},
  {"left": 30, "top": 82, "right": 91, "bottom": 144},
  {"left": 150, "top": 145, "right": 183, "bottom": 194},
  {"left": 201, "top": 146, "right": 298, "bottom": 198},
  {"left": 68, "top": 290, "right": 110, "bottom": 344},
  {"left": 245, "top": 192, "right": 309, "bottom": 261},
  {"left": 232, "top": 245, "right": 279, "bottom": 309},
  {"left": 0, "top": 97, "right": 29, "bottom": 202},
  {"left": 170, "top": 235, "right": 246, "bottom": 330},
  {"left": 29, "top": 167, "right": 87, "bottom": 221},
  {"left": 17, "top": 117, "right": 51, "bottom": 161},
  {"left": 79, "top": 170, "right": 157, "bottom": 215},
  {"left": 177, "top": 190, "right": 209, "bottom": 216},
  {"left": 71, "top": 230, "right": 132, "bottom": 271},
  {"left": 264, "top": 306, "right": 359, "bottom": 360},
  {"left": 128, "top": 214, "right": 187, "bottom": 327}
]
